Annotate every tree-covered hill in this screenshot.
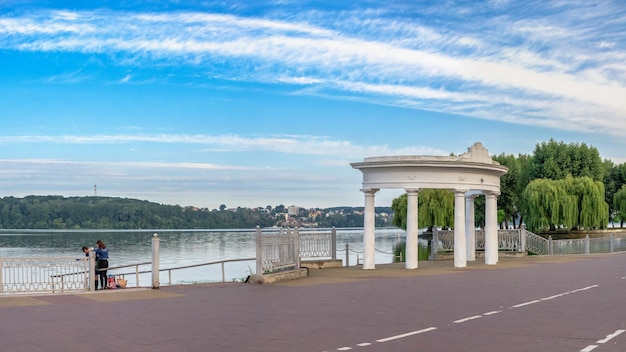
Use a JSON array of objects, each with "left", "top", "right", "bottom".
[
  {"left": 0, "top": 196, "right": 393, "bottom": 230},
  {"left": 0, "top": 195, "right": 278, "bottom": 230}
]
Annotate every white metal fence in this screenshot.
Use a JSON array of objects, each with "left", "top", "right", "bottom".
[
  {"left": 0, "top": 257, "right": 89, "bottom": 294},
  {"left": 299, "top": 228, "right": 337, "bottom": 259},
  {"left": 430, "top": 228, "right": 626, "bottom": 256},
  {"left": 255, "top": 226, "right": 338, "bottom": 274}
]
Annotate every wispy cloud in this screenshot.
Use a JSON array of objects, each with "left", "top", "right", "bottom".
[
  {"left": 1, "top": 2, "right": 625, "bottom": 136},
  {"left": 0, "top": 133, "right": 449, "bottom": 159}
]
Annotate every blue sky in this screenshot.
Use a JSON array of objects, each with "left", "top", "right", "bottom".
[{"left": 1, "top": 0, "right": 625, "bottom": 210}]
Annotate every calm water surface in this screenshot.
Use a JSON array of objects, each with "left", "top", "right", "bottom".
[{"left": 0, "top": 228, "right": 410, "bottom": 286}]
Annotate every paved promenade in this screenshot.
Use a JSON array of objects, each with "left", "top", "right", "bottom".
[{"left": 1, "top": 254, "right": 625, "bottom": 352}]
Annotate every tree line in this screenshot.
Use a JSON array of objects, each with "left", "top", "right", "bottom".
[
  {"left": 0, "top": 195, "right": 392, "bottom": 229},
  {"left": 392, "top": 139, "right": 626, "bottom": 233}
]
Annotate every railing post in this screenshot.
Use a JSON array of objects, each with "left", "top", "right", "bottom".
[
  {"left": 610, "top": 233, "right": 615, "bottom": 253},
  {"left": 152, "top": 233, "right": 160, "bottom": 289},
  {"left": 430, "top": 227, "right": 439, "bottom": 260},
  {"left": 256, "top": 226, "right": 263, "bottom": 275},
  {"left": 295, "top": 227, "right": 300, "bottom": 268},
  {"left": 331, "top": 226, "right": 337, "bottom": 260},
  {"left": 548, "top": 236, "right": 553, "bottom": 255},
  {"left": 585, "top": 234, "right": 590, "bottom": 254},
  {"left": 520, "top": 229, "right": 526, "bottom": 253},
  {"left": 0, "top": 259, "right": 3, "bottom": 293},
  {"left": 345, "top": 243, "right": 349, "bottom": 267}
]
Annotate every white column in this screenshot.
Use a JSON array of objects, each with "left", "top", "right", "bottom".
[
  {"left": 405, "top": 189, "right": 419, "bottom": 269},
  {"left": 485, "top": 192, "right": 499, "bottom": 265},
  {"left": 362, "top": 189, "right": 378, "bottom": 270},
  {"left": 465, "top": 194, "right": 477, "bottom": 261},
  {"left": 151, "top": 233, "right": 160, "bottom": 289},
  {"left": 454, "top": 190, "right": 467, "bottom": 268}
]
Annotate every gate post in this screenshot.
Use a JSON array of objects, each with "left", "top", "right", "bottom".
[
  {"left": 548, "top": 236, "right": 553, "bottom": 255},
  {"left": 151, "top": 233, "right": 160, "bottom": 289},
  {"left": 295, "top": 227, "right": 300, "bottom": 268},
  {"left": 256, "top": 226, "right": 263, "bottom": 275},
  {"left": 331, "top": 226, "right": 337, "bottom": 260},
  {"left": 0, "top": 259, "right": 4, "bottom": 293}
]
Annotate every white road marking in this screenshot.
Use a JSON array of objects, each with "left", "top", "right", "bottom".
[
  {"left": 327, "top": 284, "right": 603, "bottom": 352},
  {"left": 376, "top": 327, "right": 437, "bottom": 343},
  {"left": 483, "top": 310, "right": 501, "bottom": 316},
  {"left": 597, "top": 329, "right": 625, "bottom": 344},
  {"left": 569, "top": 285, "right": 599, "bottom": 293},
  {"left": 578, "top": 328, "right": 625, "bottom": 352},
  {"left": 541, "top": 294, "right": 564, "bottom": 301},
  {"left": 454, "top": 315, "right": 482, "bottom": 323},
  {"left": 512, "top": 300, "right": 541, "bottom": 308}
]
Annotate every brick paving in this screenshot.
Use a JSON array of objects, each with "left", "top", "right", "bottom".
[{"left": 1, "top": 254, "right": 625, "bottom": 352}]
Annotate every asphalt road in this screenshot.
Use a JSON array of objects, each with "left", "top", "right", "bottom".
[{"left": 1, "top": 254, "right": 624, "bottom": 352}]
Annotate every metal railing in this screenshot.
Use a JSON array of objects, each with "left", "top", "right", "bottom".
[
  {"left": 256, "top": 226, "right": 300, "bottom": 274},
  {"left": 1, "top": 228, "right": 339, "bottom": 294},
  {"left": 435, "top": 229, "right": 455, "bottom": 252},
  {"left": 430, "top": 228, "right": 626, "bottom": 257},
  {"left": 255, "top": 226, "right": 338, "bottom": 275},
  {"left": 299, "top": 227, "right": 337, "bottom": 259},
  {"left": 525, "top": 231, "right": 550, "bottom": 255},
  {"left": 109, "top": 258, "right": 256, "bottom": 287},
  {"left": 0, "top": 257, "right": 89, "bottom": 294}
]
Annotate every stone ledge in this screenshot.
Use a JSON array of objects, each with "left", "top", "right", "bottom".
[
  {"left": 248, "top": 268, "right": 309, "bottom": 284},
  {"left": 430, "top": 251, "right": 527, "bottom": 261},
  {"left": 300, "top": 259, "right": 343, "bottom": 269}
]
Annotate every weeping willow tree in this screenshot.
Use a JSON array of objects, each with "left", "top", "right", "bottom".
[
  {"left": 521, "top": 176, "right": 608, "bottom": 232},
  {"left": 391, "top": 189, "right": 454, "bottom": 230},
  {"left": 521, "top": 178, "right": 575, "bottom": 232},
  {"left": 612, "top": 185, "right": 626, "bottom": 227},
  {"left": 562, "top": 175, "right": 608, "bottom": 230}
]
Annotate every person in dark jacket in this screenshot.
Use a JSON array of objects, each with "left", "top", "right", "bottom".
[{"left": 95, "top": 240, "right": 109, "bottom": 289}]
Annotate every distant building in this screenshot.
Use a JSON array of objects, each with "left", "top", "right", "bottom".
[{"left": 288, "top": 205, "right": 299, "bottom": 216}]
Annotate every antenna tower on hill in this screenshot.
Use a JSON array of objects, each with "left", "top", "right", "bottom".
[{"left": 94, "top": 184, "right": 97, "bottom": 196}]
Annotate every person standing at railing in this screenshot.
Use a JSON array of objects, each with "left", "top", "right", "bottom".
[{"left": 95, "top": 240, "right": 109, "bottom": 290}]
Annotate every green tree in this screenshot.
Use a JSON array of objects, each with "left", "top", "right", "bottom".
[
  {"left": 521, "top": 176, "right": 607, "bottom": 232},
  {"left": 391, "top": 189, "right": 454, "bottom": 231},
  {"left": 603, "top": 161, "right": 626, "bottom": 226},
  {"left": 493, "top": 153, "right": 521, "bottom": 228},
  {"left": 562, "top": 175, "right": 608, "bottom": 230},
  {"left": 391, "top": 194, "right": 408, "bottom": 229},
  {"left": 613, "top": 185, "right": 626, "bottom": 227},
  {"left": 528, "top": 139, "right": 604, "bottom": 182},
  {"left": 521, "top": 178, "right": 576, "bottom": 232}
]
